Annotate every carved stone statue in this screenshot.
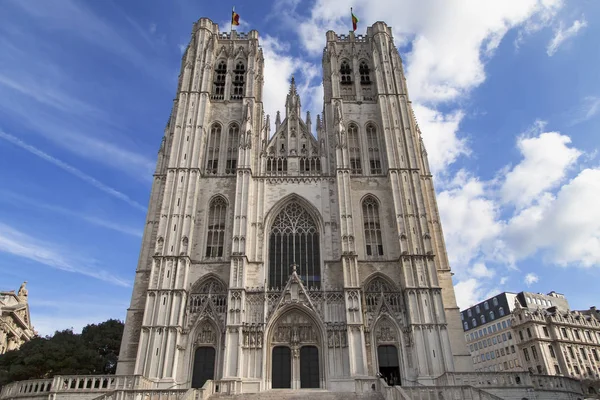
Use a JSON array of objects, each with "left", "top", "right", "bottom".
[{"left": 17, "top": 281, "right": 28, "bottom": 299}]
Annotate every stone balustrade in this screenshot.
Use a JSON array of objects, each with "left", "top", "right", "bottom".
[{"left": 0, "top": 375, "right": 152, "bottom": 399}]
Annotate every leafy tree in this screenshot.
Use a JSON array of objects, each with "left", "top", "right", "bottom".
[{"left": 0, "top": 319, "right": 124, "bottom": 388}]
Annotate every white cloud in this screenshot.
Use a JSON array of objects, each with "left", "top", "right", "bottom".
[
  {"left": 570, "top": 96, "right": 600, "bottom": 125},
  {"left": 0, "top": 223, "right": 130, "bottom": 287},
  {"left": 524, "top": 272, "right": 539, "bottom": 286},
  {"left": 454, "top": 279, "right": 487, "bottom": 310},
  {"left": 0, "top": 130, "right": 147, "bottom": 212},
  {"left": 261, "top": 35, "right": 322, "bottom": 134},
  {"left": 547, "top": 17, "right": 587, "bottom": 56},
  {"left": 437, "top": 170, "right": 503, "bottom": 272},
  {"left": 472, "top": 263, "right": 496, "bottom": 278},
  {"left": 501, "top": 130, "right": 581, "bottom": 208},
  {"left": 291, "top": 0, "right": 563, "bottom": 103},
  {"left": 413, "top": 105, "right": 468, "bottom": 174}
]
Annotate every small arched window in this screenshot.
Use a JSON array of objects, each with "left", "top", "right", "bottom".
[
  {"left": 348, "top": 124, "right": 361, "bottom": 174},
  {"left": 484, "top": 301, "right": 489, "bottom": 310},
  {"left": 464, "top": 322, "right": 469, "bottom": 330},
  {"left": 475, "top": 305, "right": 481, "bottom": 314},
  {"left": 206, "top": 124, "right": 221, "bottom": 174},
  {"left": 489, "top": 311, "right": 495, "bottom": 320},
  {"left": 206, "top": 197, "right": 227, "bottom": 258},
  {"left": 366, "top": 124, "right": 382, "bottom": 174},
  {"left": 493, "top": 297, "right": 499, "bottom": 307},
  {"left": 480, "top": 315, "right": 486, "bottom": 324},
  {"left": 340, "top": 60, "right": 352, "bottom": 84},
  {"left": 212, "top": 60, "right": 227, "bottom": 100},
  {"left": 362, "top": 196, "right": 383, "bottom": 257},
  {"left": 472, "top": 318, "right": 477, "bottom": 327},
  {"left": 499, "top": 307, "right": 505, "bottom": 316},
  {"left": 359, "top": 61, "right": 371, "bottom": 84},
  {"left": 226, "top": 124, "right": 239, "bottom": 174},
  {"left": 231, "top": 61, "right": 245, "bottom": 100}
]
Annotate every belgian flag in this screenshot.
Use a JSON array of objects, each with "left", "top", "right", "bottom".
[
  {"left": 232, "top": 8, "right": 240, "bottom": 26},
  {"left": 351, "top": 8, "right": 358, "bottom": 32}
]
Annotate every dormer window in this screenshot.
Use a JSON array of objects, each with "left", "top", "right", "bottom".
[
  {"left": 231, "top": 61, "right": 245, "bottom": 100},
  {"left": 340, "top": 60, "right": 352, "bottom": 84},
  {"left": 212, "top": 60, "right": 227, "bottom": 100},
  {"left": 359, "top": 61, "right": 371, "bottom": 84}
]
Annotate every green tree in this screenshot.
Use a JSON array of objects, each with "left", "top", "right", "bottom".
[{"left": 0, "top": 319, "right": 124, "bottom": 388}]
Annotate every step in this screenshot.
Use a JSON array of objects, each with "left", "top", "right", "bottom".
[{"left": 211, "top": 389, "right": 384, "bottom": 400}]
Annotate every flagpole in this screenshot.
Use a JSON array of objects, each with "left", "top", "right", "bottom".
[
  {"left": 350, "top": 7, "right": 353, "bottom": 33},
  {"left": 231, "top": 6, "right": 234, "bottom": 35}
]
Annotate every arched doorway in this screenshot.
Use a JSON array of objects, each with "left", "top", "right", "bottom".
[
  {"left": 377, "top": 345, "right": 400, "bottom": 386},
  {"left": 272, "top": 346, "right": 291, "bottom": 388},
  {"left": 268, "top": 309, "right": 323, "bottom": 389},
  {"left": 300, "top": 346, "right": 319, "bottom": 388},
  {"left": 191, "top": 346, "right": 215, "bottom": 388}
]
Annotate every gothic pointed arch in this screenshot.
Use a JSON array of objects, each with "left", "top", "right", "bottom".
[
  {"left": 231, "top": 61, "right": 245, "bottom": 100},
  {"left": 347, "top": 122, "right": 361, "bottom": 174},
  {"left": 365, "top": 122, "right": 382, "bottom": 174},
  {"left": 205, "top": 196, "right": 227, "bottom": 258},
  {"left": 212, "top": 60, "right": 227, "bottom": 100},
  {"left": 226, "top": 123, "right": 240, "bottom": 174},
  {"left": 363, "top": 273, "right": 405, "bottom": 329},
  {"left": 188, "top": 274, "right": 228, "bottom": 330},
  {"left": 266, "top": 195, "right": 322, "bottom": 290},
  {"left": 206, "top": 123, "right": 222, "bottom": 174},
  {"left": 361, "top": 195, "right": 384, "bottom": 257}
]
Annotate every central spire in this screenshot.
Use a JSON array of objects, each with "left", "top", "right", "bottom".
[{"left": 285, "top": 75, "right": 301, "bottom": 117}]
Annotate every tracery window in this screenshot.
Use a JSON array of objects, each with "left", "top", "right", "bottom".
[
  {"left": 231, "top": 61, "right": 245, "bottom": 100},
  {"left": 359, "top": 61, "right": 371, "bottom": 84},
  {"left": 362, "top": 196, "right": 383, "bottom": 257},
  {"left": 226, "top": 124, "right": 239, "bottom": 174},
  {"left": 206, "top": 124, "right": 221, "bottom": 174},
  {"left": 366, "top": 124, "right": 382, "bottom": 174},
  {"left": 299, "top": 157, "right": 321, "bottom": 175},
  {"left": 205, "top": 197, "right": 227, "bottom": 258},
  {"left": 189, "top": 278, "right": 227, "bottom": 314},
  {"left": 348, "top": 124, "right": 362, "bottom": 174},
  {"left": 266, "top": 156, "right": 287, "bottom": 175},
  {"left": 268, "top": 202, "right": 320, "bottom": 289},
  {"left": 212, "top": 60, "right": 227, "bottom": 100},
  {"left": 340, "top": 60, "right": 352, "bottom": 84},
  {"left": 364, "top": 278, "right": 401, "bottom": 314}
]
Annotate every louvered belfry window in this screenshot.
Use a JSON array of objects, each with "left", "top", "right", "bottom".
[
  {"left": 226, "top": 124, "right": 239, "bottom": 174},
  {"left": 363, "top": 196, "right": 384, "bottom": 256},
  {"left": 268, "top": 202, "right": 320, "bottom": 289}
]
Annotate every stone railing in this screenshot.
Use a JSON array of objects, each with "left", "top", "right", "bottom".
[
  {"left": 0, "top": 375, "right": 151, "bottom": 399},
  {"left": 434, "top": 371, "right": 533, "bottom": 388},
  {"left": 90, "top": 389, "right": 188, "bottom": 400},
  {"left": 530, "top": 374, "right": 584, "bottom": 394},
  {"left": 399, "top": 385, "right": 504, "bottom": 400}
]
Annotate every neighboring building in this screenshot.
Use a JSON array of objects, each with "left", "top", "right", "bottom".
[
  {"left": 0, "top": 282, "right": 35, "bottom": 354},
  {"left": 512, "top": 301, "right": 600, "bottom": 397},
  {"left": 461, "top": 292, "right": 523, "bottom": 373}
]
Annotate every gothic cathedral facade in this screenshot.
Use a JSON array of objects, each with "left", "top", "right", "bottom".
[{"left": 116, "top": 18, "right": 472, "bottom": 392}]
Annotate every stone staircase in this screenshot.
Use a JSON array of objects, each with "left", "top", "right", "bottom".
[{"left": 210, "top": 389, "right": 384, "bottom": 400}]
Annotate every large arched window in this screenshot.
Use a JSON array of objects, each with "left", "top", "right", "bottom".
[
  {"left": 348, "top": 124, "right": 361, "bottom": 174},
  {"left": 205, "top": 197, "right": 227, "bottom": 258},
  {"left": 231, "top": 61, "right": 245, "bottom": 100},
  {"left": 212, "top": 60, "right": 227, "bottom": 100},
  {"left": 226, "top": 124, "right": 239, "bottom": 174},
  {"left": 366, "top": 124, "right": 382, "bottom": 174},
  {"left": 363, "top": 196, "right": 383, "bottom": 257},
  {"left": 269, "top": 202, "right": 320, "bottom": 289},
  {"left": 340, "top": 60, "right": 352, "bottom": 84},
  {"left": 206, "top": 124, "right": 221, "bottom": 174}
]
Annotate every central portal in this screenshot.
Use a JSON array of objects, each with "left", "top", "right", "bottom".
[{"left": 269, "top": 309, "right": 322, "bottom": 389}]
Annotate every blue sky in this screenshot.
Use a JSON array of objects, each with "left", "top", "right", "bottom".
[{"left": 0, "top": 0, "right": 599, "bottom": 336}]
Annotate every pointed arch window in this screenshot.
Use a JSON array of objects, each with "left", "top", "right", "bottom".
[
  {"left": 269, "top": 202, "right": 320, "bottom": 289},
  {"left": 266, "top": 156, "right": 287, "bottom": 175},
  {"left": 366, "top": 124, "right": 382, "bottom": 174},
  {"left": 226, "top": 124, "right": 239, "bottom": 174},
  {"left": 359, "top": 61, "right": 371, "bottom": 84},
  {"left": 364, "top": 277, "right": 401, "bottom": 314},
  {"left": 205, "top": 197, "right": 227, "bottom": 258},
  {"left": 212, "top": 60, "right": 227, "bottom": 100},
  {"left": 231, "top": 61, "right": 245, "bottom": 100},
  {"left": 340, "top": 60, "right": 352, "bottom": 84},
  {"left": 363, "top": 196, "right": 384, "bottom": 257},
  {"left": 206, "top": 124, "right": 221, "bottom": 174},
  {"left": 348, "top": 124, "right": 362, "bottom": 174},
  {"left": 299, "top": 156, "right": 321, "bottom": 175}
]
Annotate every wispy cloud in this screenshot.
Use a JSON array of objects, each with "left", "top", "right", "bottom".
[
  {"left": 524, "top": 272, "right": 540, "bottom": 286},
  {"left": 0, "top": 222, "right": 130, "bottom": 287},
  {"left": 569, "top": 96, "right": 600, "bottom": 126},
  {"left": 547, "top": 18, "right": 587, "bottom": 56},
  {"left": 0, "top": 130, "right": 147, "bottom": 212},
  {"left": 0, "top": 191, "right": 143, "bottom": 238}
]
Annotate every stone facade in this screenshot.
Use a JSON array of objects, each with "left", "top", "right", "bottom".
[
  {"left": 0, "top": 282, "right": 35, "bottom": 354},
  {"left": 115, "top": 17, "right": 469, "bottom": 392}
]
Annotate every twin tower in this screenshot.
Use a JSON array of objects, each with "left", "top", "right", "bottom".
[{"left": 116, "top": 17, "right": 471, "bottom": 392}]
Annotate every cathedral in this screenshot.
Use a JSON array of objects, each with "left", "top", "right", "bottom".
[{"left": 115, "top": 17, "right": 471, "bottom": 392}]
